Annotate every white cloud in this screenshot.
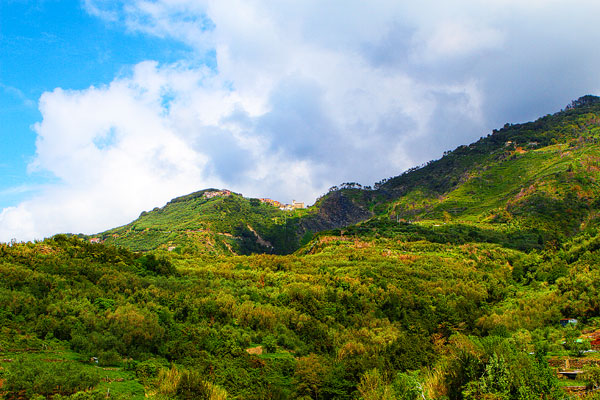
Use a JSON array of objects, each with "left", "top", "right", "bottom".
[
  {"left": 417, "top": 22, "right": 504, "bottom": 61},
  {"left": 82, "top": 0, "right": 120, "bottom": 22},
  {"left": 0, "top": 206, "right": 36, "bottom": 242},
  {"left": 4, "top": 0, "right": 600, "bottom": 241}
]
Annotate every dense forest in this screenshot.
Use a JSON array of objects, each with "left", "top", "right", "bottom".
[
  {"left": 0, "top": 233, "right": 574, "bottom": 399},
  {"left": 4, "top": 97, "right": 600, "bottom": 398}
]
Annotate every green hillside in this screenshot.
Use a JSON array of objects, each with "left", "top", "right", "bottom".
[
  {"left": 95, "top": 189, "right": 313, "bottom": 255},
  {"left": 6, "top": 96, "right": 600, "bottom": 398},
  {"left": 94, "top": 187, "right": 377, "bottom": 256},
  {"left": 5, "top": 223, "right": 600, "bottom": 398},
  {"left": 380, "top": 95, "right": 600, "bottom": 237},
  {"left": 93, "top": 96, "right": 600, "bottom": 256}
]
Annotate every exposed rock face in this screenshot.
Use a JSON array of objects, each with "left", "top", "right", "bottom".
[{"left": 300, "top": 190, "right": 374, "bottom": 232}]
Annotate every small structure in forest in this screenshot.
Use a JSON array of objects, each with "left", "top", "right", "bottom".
[
  {"left": 203, "top": 189, "right": 233, "bottom": 199},
  {"left": 558, "top": 370, "right": 584, "bottom": 380},
  {"left": 278, "top": 200, "right": 306, "bottom": 211},
  {"left": 560, "top": 318, "right": 578, "bottom": 327},
  {"left": 259, "top": 198, "right": 283, "bottom": 208}
]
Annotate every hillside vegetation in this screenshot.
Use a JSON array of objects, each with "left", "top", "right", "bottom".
[
  {"left": 96, "top": 189, "right": 312, "bottom": 255},
  {"left": 6, "top": 225, "right": 600, "bottom": 398},
  {"left": 4, "top": 96, "right": 600, "bottom": 399},
  {"left": 381, "top": 95, "right": 600, "bottom": 238},
  {"left": 97, "top": 96, "right": 600, "bottom": 256}
]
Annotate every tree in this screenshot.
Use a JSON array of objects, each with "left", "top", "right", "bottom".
[{"left": 294, "top": 354, "right": 327, "bottom": 399}]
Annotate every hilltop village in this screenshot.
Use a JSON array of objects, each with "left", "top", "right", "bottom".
[
  {"left": 202, "top": 189, "right": 305, "bottom": 210},
  {"left": 88, "top": 189, "right": 307, "bottom": 246}
]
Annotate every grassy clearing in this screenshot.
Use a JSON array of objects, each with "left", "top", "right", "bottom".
[{"left": 0, "top": 348, "right": 145, "bottom": 399}]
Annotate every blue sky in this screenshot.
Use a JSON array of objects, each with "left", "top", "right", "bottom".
[
  {"left": 0, "top": 0, "right": 193, "bottom": 208},
  {"left": 3, "top": 0, "right": 600, "bottom": 241}
]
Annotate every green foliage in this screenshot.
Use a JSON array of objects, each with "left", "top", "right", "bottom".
[
  {"left": 442, "top": 336, "right": 562, "bottom": 400},
  {"left": 585, "top": 366, "right": 600, "bottom": 389},
  {"left": 3, "top": 358, "right": 101, "bottom": 398},
  {"left": 138, "top": 254, "right": 177, "bottom": 276},
  {"left": 54, "top": 390, "right": 108, "bottom": 400},
  {"left": 0, "top": 234, "right": 532, "bottom": 398},
  {"left": 356, "top": 369, "right": 396, "bottom": 400},
  {"left": 390, "top": 372, "right": 425, "bottom": 400},
  {"left": 135, "top": 359, "right": 167, "bottom": 382},
  {"left": 98, "top": 191, "right": 307, "bottom": 255},
  {"left": 7, "top": 98, "right": 600, "bottom": 398},
  {"left": 98, "top": 349, "right": 121, "bottom": 366},
  {"left": 293, "top": 354, "right": 327, "bottom": 399},
  {"left": 562, "top": 325, "right": 590, "bottom": 357}
]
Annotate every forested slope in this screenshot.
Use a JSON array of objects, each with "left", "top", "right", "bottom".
[
  {"left": 0, "top": 232, "right": 580, "bottom": 399},
  {"left": 5, "top": 96, "right": 600, "bottom": 399},
  {"left": 95, "top": 95, "right": 600, "bottom": 256},
  {"left": 96, "top": 189, "right": 313, "bottom": 255},
  {"left": 6, "top": 223, "right": 600, "bottom": 398}
]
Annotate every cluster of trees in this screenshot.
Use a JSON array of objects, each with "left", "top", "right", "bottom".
[
  {"left": 2, "top": 226, "right": 597, "bottom": 399},
  {"left": 327, "top": 183, "right": 375, "bottom": 193}
]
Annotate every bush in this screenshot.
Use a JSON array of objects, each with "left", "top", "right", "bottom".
[
  {"left": 585, "top": 366, "right": 600, "bottom": 389},
  {"left": 98, "top": 349, "right": 121, "bottom": 366},
  {"left": 138, "top": 254, "right": 177, "bottom": 276},
  {"left": 135, "top": 358, "right": 166, "bottom": 381},
  {"left": 153, "top": 368, "right": 228, "bottom": 400},
  {"left": 264, "top": 334, "right": 277, "bottom": 353},
  {"left": 4, "top": 359, "right": 101, "bottom": 398},
  {"left": 176, "top": 370, "right": 207, "bottom": 399}
]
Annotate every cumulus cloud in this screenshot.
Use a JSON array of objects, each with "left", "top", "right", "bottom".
[
  {"left": 3, "top": 0, "right": 600, "bottom": 241},
  {"left": 0, "top": 61, "right": 330, "bottom": 240}
]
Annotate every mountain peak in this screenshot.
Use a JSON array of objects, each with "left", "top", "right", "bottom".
[
  {"left": 167, "top": 188, "right": 240, "bottom": 205},
  {"left": 565, "top": 94, "right": 600, "bottom": 110}
]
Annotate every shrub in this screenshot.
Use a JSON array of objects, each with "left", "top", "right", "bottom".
[
  {"left": 135, "top": 358, "right": 166, "bottom": 381},
  {"left": 3, "top": 359, "right": 101, "bottom": 398},
  {"left": 98, "top": 349, "right": 121, "bottom": 366}
]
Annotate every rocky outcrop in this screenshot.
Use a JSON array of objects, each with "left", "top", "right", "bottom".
[{"left": 299, "top": 190, "right": 375, "bottom": 233}]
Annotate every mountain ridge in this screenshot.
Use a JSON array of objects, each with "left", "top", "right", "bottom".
[{"left": 90, "top": 95, "right": 600, "bottom": 254}]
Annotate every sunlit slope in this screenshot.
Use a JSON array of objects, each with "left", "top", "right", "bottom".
[
  {"left": 95, "top": 188, "right": 375, "bottom": 255},
  {"left": 379, "top": 96, "right": 600, "bottom": 239},
  {"left": 94, "top": 95, "right": 600, "bottom": 253},
  {"left": 8, "top": 210, "right": 600, "bottom": 397},
  {"left": 0, "top": 226, "right": 555, "bottom": 398},
  {"left": 390, "top": 142, "right": 600, "bottom": 232},
  {"left": 97, "top": 189, "right": 310, "bottom": 255}
]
